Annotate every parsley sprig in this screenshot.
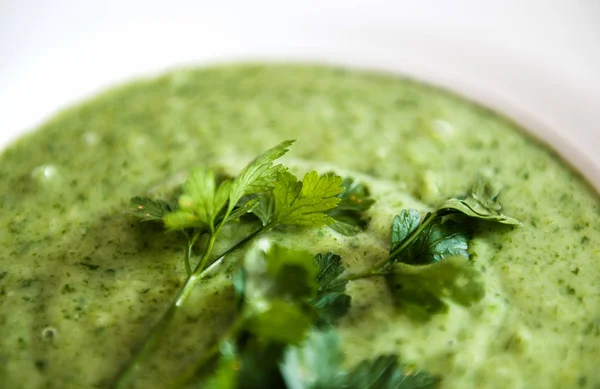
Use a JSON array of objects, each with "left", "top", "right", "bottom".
[
  {"left": 282, "top": 330, "right": 437, "bottom": 389},
  {"left": 342, "top": 178, "right": 519, "bottom": 316},
  {"left": 171, "top": 243, "right": 355, "bottom": 388},
  {"left": 119, "top": 141, "right": 520, "bottom": 388},
  {"left": 173, "top": 243, "right": 436, "bottom": 389},
  {"left": 117, "top": 140, "right": 345, "bottom": 387},
  {"left": 327, "top": 176, "right": 375, "bottom": 236}
]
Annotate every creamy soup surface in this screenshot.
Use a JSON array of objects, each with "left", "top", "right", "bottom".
[{"left": 0, "top": 64, "right": 598, "bottom": 389}]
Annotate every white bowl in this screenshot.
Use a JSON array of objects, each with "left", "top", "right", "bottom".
[{"left": 1, "top": 0, "right": 598, "bottom": 191}]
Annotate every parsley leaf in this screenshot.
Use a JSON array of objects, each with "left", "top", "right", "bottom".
[
  {"left": 327, "top": 177, "right": 375, "bottom": 236},
  {"left": 205, "top": 338, "right": 287, "bottom": 389},
  {"left": 391, "top": 212, "right": 469, "bottom": 265},
  {"left": 439, "top": 178, "right": 521, "bottom": 225},
  {"left": 162, "top": 209, "right": 207, "bottom": 231},
  {"left": 311, "top": 253, "right": 351, "bottom": 326},
  {"left": 234, "top": 341, "right": 287, "bottom": 389},
  {"left": 158, "top": 140, "right": 295, "bottom": 232},
  {"left": 245, "top": 300, "right": 313, "bottom": 345},
  {"left": 198, "top": 244, "right": 325, "bottom": 389},
  {"left": 391, "top": 209, "right": 421, "bottom": 251},
  {"left": 264, "top": 244, "right": 319, "bottom": 300},
  {"left": 347, "top": 355, "right": 437, "bottom": 389},
  {"left": 162, "top": 168, "right": 231, "bottom": 231},
  {"left": 228, "top": 139, "right": 295, "bottom": 210},
  {"left": 243, "top": 242, "right": 318, "bottom": 303},
  {"left": 386, "top": 256, "right": 485, "bottom": 317},
  {"left": 280, "top": 330, "right": 346, "bottom": 389},
  {"left": 271, "top": 171, "right": 344, "bottom": 227},
  {"left": 129, "top": 197, "right": 173, "bottom": 222},
  {"left": 251, "top": 193, "right": 275, "bottom": 227},
  {"left": 184, "top": 168, "right": 231, "bottom": 226},
  {"left": 237, "top": 243, "right": 318, "bottom": 344},
  {"left": 281, "top": 330, "right": 437, "bottom": 389},
  {"left": 313, "top": 252, "right": 346, "bottom": 295},
  {"left": 197, "top": 244, "right": 322, "bottom": 389},
  {"left": 226, "top": 197, "right": 259, "bottom": 223}
]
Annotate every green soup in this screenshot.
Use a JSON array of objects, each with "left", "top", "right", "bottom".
[{"left": 1, "top": 64, "right": 598, "bottom": 389}]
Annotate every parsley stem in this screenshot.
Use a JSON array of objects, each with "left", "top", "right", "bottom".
[
  {"left": 197, "top": 225, "right": 269, "bottom": 279},
  {"left": 193, "top": 208, "right": 235, "bottom": 276},
  {"left": 182, "top": 229, "right": 202, "bottom": 277},
  {"left": 114, "top": 234, "right": 218, "bottom": 388},
  {"left": 194, "top": 233, "right": 218, "bottom": 275},
  {"left": 113, "top": 279, "right": 190, "bottom": 388},
  {"left": 113, "top": 225, "right": 268, "bottom": 388},
  {"left": 184, "top": 243, "right": 192, "bottom": 276}
]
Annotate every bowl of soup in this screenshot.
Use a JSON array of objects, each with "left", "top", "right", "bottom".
[{"left": 1, "top": 3, "right": 598, "bottom": 389}]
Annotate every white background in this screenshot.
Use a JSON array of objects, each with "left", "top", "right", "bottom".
[{"left": 1, "top": 0, "right": 599, "bottom": 188}]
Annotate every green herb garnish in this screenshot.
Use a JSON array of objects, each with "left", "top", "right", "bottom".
[
  {"left": 118, "top": 141, "right": 520, "bottom": 388},
  {"left": 172, "top": 243, "right": 351, "bottom": 388},
  {"left": 343, "top": 178, "right": 519, "bottom": 316},
  {"left": 311, "top": 252, "right": 351, "bottom": 326},
  {"left": 270, "top": 170, "right": 343, "bottom": 227},
  {"left": 130, "top": 197, "right": 174, "bottom": 222},
  {"left": 438, "top": 178, "right": 521, "bottom": 225},
  {"left": 386, "top": 257, "right": 486, "bottom": 317},
  {"left": 176, "top": 243, "right": 424, "bottom": 389},
  {"left": 391, "top": 209, "right": 469, "bottom": 265},
  {"left": 281, "top": 330, "right": 437, "bottom": 389},
  {"left": 327, "top": 176, "right": 375, "bottom": 236},
  {"left": 116, "top": 140, "right": 344, "bottom": 387}
]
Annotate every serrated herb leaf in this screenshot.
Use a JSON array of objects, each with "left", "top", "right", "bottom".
[
  {"left": 248, "top": 193, "right": 275, "bottom": 226},
  {"left": 204, "top": 337, "right": 287, "bottom": 389},
  {"left": 391, "top": 210, "right": 421, "bottom": 251},
  {"left": 399, "top": 219, "right": 469, "bottom": 265},
  {"left": 281, "top": 331, "right": 436, "bottom": 389},
  {"left": 347, "top": 355, "right": 437, "bottom": 389},
  {"left": 163, "top": 140, "right": 294, "bottom": 232},
  {"left": 272, "top": 171, "right": 343, "bottom": 227},
  {"left": 243, "top": 243, "right": 318, "bottom": 305},
  {"left": 280, "top": 330, "right": 346, "bottom": 389},
  {"left": 235, "top": 340, "right": 287, "bottom": 389},
  {"left": 265, "top": 245, "right": 319, "bottom": 300},
  {"left": 163, "top": 209, "right": 207, "bottom": 231},
  {"left": 226, "top": 198, "right": 259, "bottom": 223},
  {"left": 313, "top": 252, "right": 346, "bottom": 295},
  {"left": 386, "top": 256, "right": 485, "bottom": 317},
  {"left": 326, "top": 177, "right": 375, "bottom": 236},
  {"left": 314, "top": 293, "right": 351, "bottom": 328},
  {"left": 337, "top": 177, "right": 375, "bottom": 212},
  {"left": 439, "top": 178, "right": 521, "bottom": 225},
  {"left": 197, "top": 244, "right": 321, "bottom": 388},
  {"left": 200, "top": 244, "right": 323, "bottom": 389},
  {"left": 169, "top": 168, "right": 231, "bottom": 229},
  {"left": 245, "top": 300, "right": 313, "bottom": 345},
  {"left": 311, "top": 253, "right": 351, "bottom": 325},
  {"left": 129, "top": 197, "right": 173, "bottom": 222},
  {"left": 228, "top": 139, "right": 295, "bottom": 210}
]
